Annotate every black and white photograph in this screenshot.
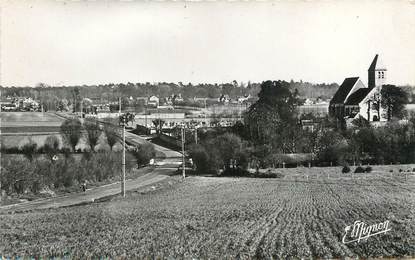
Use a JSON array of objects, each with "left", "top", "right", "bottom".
[{"left": 0, "top": 0, "right": 414, "bottom": 258}]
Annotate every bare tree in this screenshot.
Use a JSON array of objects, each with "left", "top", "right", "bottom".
[
  {"left": 20, "top": 138, "right": 38, "bottom": 162},
  {"left": 60, "top": 118, "right": 83, "bottom": 152},
  {"left": 103, "top": 121, "right": 119, "bottom": 151},
  {"left": 84, "top": 119, "right": 101, "bottom": 151},
  {"left": 44, "top": 135, "right": 60, "bottom": 162},
  {"left": 152, "top": 118, "right": 165, "bottom": 134}
]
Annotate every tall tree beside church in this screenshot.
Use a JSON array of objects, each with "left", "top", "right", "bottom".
[
  {"left": 381, "top": 85, "right": 408, "bottom": 121},
  {"left": 244, "top": 80, "right": 300, "bottom": 146}
]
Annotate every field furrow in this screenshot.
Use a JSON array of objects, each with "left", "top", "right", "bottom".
[{"left": 1, "top": 173, "right": 414, "bottom": 258}]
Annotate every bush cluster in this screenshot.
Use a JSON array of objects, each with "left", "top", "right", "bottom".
[
  {"left": 0, "top": 152, "right": 134, "bottom": 195},
  {"left": 251, "top": 170, "right": 285, "bottom": 179},
  {"left": 130, "top": 143, "right": 156, "bottom": 167},
  {"left": 188, "top": 133, "right": 249, "bottom": 175},
  {"left": 354, "top": 166, "right": 366, "bottom": 173},
  {"left": 342, "top": 165, "right": 351, "bottom": 173},
  {"left": 349, "top": 166, "right": 373, "bottom": 173}
]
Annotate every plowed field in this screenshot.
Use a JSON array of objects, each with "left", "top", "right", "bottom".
[{"left": 0, "top": 171, "right": 414, "bottom": 258}]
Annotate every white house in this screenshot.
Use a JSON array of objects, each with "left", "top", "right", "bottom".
[{"left": 148, "top": 96, "right": 159, "bottom": 107}]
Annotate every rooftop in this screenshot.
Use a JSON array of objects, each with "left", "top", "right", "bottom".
[{"left": 330, "top": 77, "right": 359, "bottom": 104}]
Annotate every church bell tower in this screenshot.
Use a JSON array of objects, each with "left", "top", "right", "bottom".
[{"left": 368, "top": 54, "right": 387, "bottom": 90}]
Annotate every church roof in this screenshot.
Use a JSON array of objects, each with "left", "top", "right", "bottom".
[
  {"left": 368, "top": 54, "right": 386, "bottom": 71},
  {"left": 330, "top": 77, "right": 359, "bottom": 104},
  {"left": 345, "top": 88, "right": 371, "bottom": 105}
]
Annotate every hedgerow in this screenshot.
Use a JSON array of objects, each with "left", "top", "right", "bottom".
[{"left": 0, "top": 152, "right": 134, "bottom": 195}]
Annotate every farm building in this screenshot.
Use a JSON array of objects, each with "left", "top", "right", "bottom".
[
  {"left": 148, "top": 96, "right": 159, "bottom": 107},
  {"left": 329, "top": 54, "right": 387, "bottom": 122}
]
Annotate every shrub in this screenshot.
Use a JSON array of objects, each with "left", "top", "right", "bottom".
[
  {"left": 103, "top": 122, "right": 119, "bottom": 151},
  {"left": 237, "top": 151, "right": 249, "bottom": 170},
  {"left": 82, "top": 151, "right": 93, "bottom": 161},
  {"left": 211, "top": 133, "right": 250, "bottom": 172},
  {"left": 354, "top": 166, "right": 365, "bottom": 173},
  {"left": 84, "top": 119, "right": 101, "bottom": 151},
  {"left": 389, "top": 169, "right": 393, "bottom": 173},
  {"left": 43, "top": 135, "right": 61, "bottom": 162},
  {"left": 221, "top": 168, "right": 249, "bottom": 177},
  {"left": 20, "top": 139, "right": 39, "bottom": 162},
  {"left": 60, "top": 118, "right": 83, "bottom": 152},
  {"left": 252, "top": 170, "right": 284, "bottom": 179},
  {"left": 1, "top": 151, "right": 135, "bottom": 194},
  {"left": 365, "top": 166, "right": 372, "bottom": 173},
  {"left": 188, "top": 144, "right": 210, "bottom": 174},
  {"left": 399, "top": 169, "right": 403, "bottom": 173},
  {"left": 342, "top": 165, "right": 351, "bottom": 173},
  {"left": 130, "top": 143, "right": 156, "bottom": 167}
]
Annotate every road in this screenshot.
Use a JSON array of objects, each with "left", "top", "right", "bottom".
[
  {"left": 0, "top": 133, "right": 183, "bottom": 214},
  {"left": 125, "top": 131, "right": 181, "bottom": 159}
]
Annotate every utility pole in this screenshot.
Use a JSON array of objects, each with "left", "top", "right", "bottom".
[
  {"left": 239, "top": 102, "right": 242, "bottom": 121},
  {"left": 145, "top": 99, "right": 148, "bottom": 128},
  {"left": 119, "top": 97, "right": 121, "bottom": 115},
  {"left": 120, "top": 100, "right": 126, "bottom": 198},
  {"left": 204, "top": 98, "right": 207, "bottom": 123},
  {"left": 122, "top": 120, "right": 126, "bottom": 197},
  {"left": 181, "top": 126, "right": 186, "bottom": 179}
]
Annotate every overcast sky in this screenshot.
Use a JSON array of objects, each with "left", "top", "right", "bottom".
[{"left": 1, "top": 0, "right": 414, "bottom": 87}]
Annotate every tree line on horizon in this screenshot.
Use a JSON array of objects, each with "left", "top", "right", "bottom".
[
  {"left": 0, "top": 80, "right": 342, "bottom": 110},
  {"left": 3, "top": 81, "right": 415, "bottom": 113}
]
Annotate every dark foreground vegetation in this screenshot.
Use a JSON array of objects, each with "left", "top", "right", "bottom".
[{"left": 1, "top": 152, "right": 135, "bottom": 195}]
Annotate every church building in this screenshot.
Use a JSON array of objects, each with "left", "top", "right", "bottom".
[{"left": 329, "top": 54, "right": 387, "bottom": 122}]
